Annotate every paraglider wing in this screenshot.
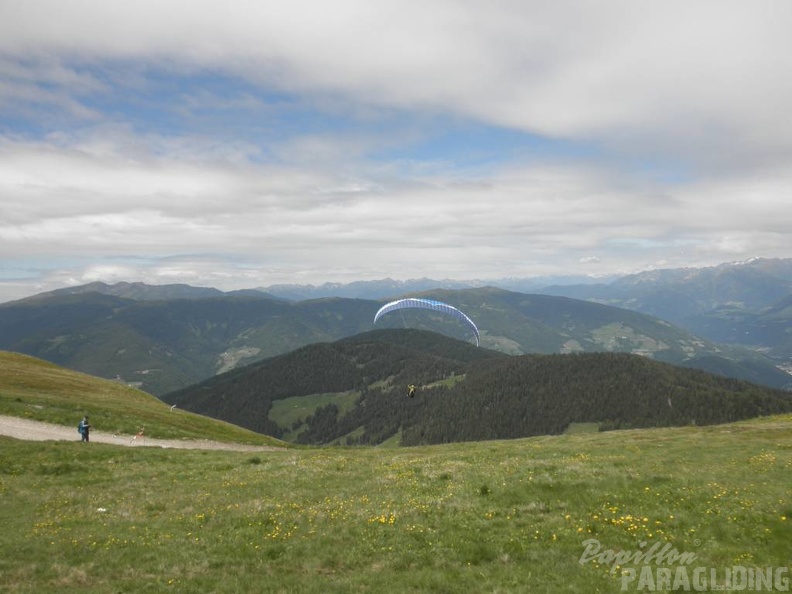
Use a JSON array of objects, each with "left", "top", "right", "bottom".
[{"left": 373, "top": 298, "right": 480, "bottom": 346}]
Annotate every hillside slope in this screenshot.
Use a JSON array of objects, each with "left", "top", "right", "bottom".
[{"left": 0, "top": 351, "right": 283, "bottom": 446}]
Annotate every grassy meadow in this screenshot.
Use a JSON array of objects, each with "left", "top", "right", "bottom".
[
  {"left": 1, "top": 350, "right": 790, "bottom": 592},
  {"left": 1, "top": 416, "right": 790, "bottom": 593}
]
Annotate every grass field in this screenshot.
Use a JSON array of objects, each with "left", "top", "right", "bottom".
[
  {"left": 1, "top": 350, "right": 790, "bottom": 593},
  {"left": 1, "top": 416, "right": 790, "bottom": 593}
]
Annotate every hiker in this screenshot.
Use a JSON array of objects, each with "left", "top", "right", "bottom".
[
  {"left": 407, "top": 384, "right": 417, "bottom": 398},
  {"left": 78, "top": 416, "right": 91, "bottom": 442}
]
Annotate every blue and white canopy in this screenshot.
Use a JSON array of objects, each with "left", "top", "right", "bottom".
[{"left": 373, "top": 298, "right": 480, "bottom": 346}]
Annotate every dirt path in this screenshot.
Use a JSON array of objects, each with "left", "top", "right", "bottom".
[{"left": 0, "top": 415, "right": 283, "bottom": 451}]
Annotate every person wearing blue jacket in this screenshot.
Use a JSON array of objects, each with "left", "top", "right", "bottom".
[{"left": 78, "top": 416, "right": 91, "bottom": 442}]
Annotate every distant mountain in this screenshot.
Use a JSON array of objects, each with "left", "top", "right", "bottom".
[
  {"left": 0, "top": 291, "right": 380, "bottom": 395},
  {"left": 256, "top": 274, "right": 616, "bottom": 301},
  {"left": 540, "top": 258, "right": 792, "bottom": 324},
  {"left": 16, "top": 280, "right": 228, "bottom": 302},
  {"left": 2, "top": 283, "right": 789, "bottom": 395},
  {"left": 537, "top": 258, "right": 792, "bottom": 381},
  {"left": 163, "top": 329, "right": 792, "bottom": 446},
  {"left": 419, "top": 287, "right": 791, "bottom": 389},
  {"left": 683, "top": 294, "right": 792, "bottom": 370},
  {"left": 257, "top": 278, "right": 480, "bottom": 301}
]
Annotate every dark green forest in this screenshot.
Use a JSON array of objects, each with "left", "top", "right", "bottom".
[{"left": 165, "top": 330, "right": 792, "bottom": 446}]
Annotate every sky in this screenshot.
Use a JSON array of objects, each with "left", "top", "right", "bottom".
[{"left": 1, "top": 1, "right": 791, "bottom": 303}]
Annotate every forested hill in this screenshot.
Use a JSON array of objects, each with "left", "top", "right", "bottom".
[
  {"left": 164, "top": 329, "right": 505, "bottom": 437},
  {"left": 398, "top": 353, "right": 792, "bottom": 445},
  {"left": 164, "top": 330, "right": 792, "bottom": 446}
]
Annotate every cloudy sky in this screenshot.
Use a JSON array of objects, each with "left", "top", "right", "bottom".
[{"left": 1, "top": 1, "right": 791, "bottom": 302}]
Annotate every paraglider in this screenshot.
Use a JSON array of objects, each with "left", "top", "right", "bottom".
[{"left": 373, "top": 298, "right": 480, "bottom": 346}]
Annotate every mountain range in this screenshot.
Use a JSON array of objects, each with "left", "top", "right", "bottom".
[{"left": 1, "top": 258, "right": 791, "bottom": 397}]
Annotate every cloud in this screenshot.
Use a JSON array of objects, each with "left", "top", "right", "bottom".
[
  {"left": 4, "top": 1, "right": 792, "bottom": 167},
  {"left": 2, "top": 130, "right": 789, "bottom": 280},
  {"left": 1, "top": 1, "right": 791, "bottom": 302}
]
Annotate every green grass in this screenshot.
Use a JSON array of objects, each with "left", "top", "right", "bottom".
[
  {"left": 1, "top": 350, "right": 790, "bottom": 592},
  {"left": 0, "top": 351, "right": 284, "bottom": 447},
  {"left": 564, "top": 423, "right": 600, "bottom": 434},
  {"left": 1, "top": 416, "right": 790, "bottom": 593}
]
